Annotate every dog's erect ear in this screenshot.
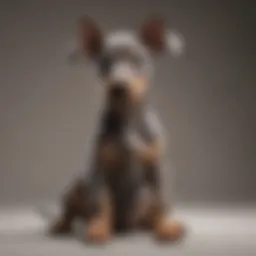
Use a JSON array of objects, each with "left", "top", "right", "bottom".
[
  {"left": 139, "top": 15, "right": 185, "bottom": 57},
  {"left": 77, "top": 16, "right": 103, "bottom": 58},
  {"left": 139, "top": 16, "right": 166, "bottom": 53}
]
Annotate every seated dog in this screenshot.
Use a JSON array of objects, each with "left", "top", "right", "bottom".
[{"left": 49, "top": 15, "right": 185, "bottom": 243}]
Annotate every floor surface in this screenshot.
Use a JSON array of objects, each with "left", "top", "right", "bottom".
[{"left": 0, "top": 204, "right": 255, "bottom": 256}]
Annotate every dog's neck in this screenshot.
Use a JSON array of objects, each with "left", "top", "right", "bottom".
[{"left": 103, "top": 100, "right": 145, "bottom": 137}]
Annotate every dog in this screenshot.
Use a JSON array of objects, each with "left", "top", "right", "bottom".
[{"left": 49, "top": 15, "right": 186, "bottom": 243}]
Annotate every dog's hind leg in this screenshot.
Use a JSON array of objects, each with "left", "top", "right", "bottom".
[{"left": 49, "top": 180, "right": 87, "bottom": 235}]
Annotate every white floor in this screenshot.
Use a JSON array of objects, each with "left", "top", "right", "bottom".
[{"left": 0, "top": 204, "right": 255, "bottom": 256}]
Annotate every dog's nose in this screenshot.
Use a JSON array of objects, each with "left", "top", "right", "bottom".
[{"left": 109, "top": 83, "right": 127, "bottom": 98}]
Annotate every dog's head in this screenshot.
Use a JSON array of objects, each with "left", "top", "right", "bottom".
[{"left": 69, "top": 15, "right": 185, "bottom": 111}]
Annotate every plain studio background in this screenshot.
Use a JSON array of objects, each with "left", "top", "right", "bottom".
[{"left": 0, "top": 1, "right": 255, "bottom": 207}]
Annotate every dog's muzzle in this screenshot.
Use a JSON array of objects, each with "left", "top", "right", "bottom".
[{"left": 109, "top": 82, "right": 128, "bottom": 99}]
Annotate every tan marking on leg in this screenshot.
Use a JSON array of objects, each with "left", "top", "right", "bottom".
[
  {"left": 138, "top": 194, "right": 164, "bottom": 229},
  {"left": 137, "top": 192, "right": 185, "bottom": 241},
  {"left": 85, "top": 192, "right": 113, "bottom": 243},
  {"left": 98, "top": 142, "right": 120, "bottom": 166},
  {"left": 154, "top": 217, "right": 185, "bottom": 241},
  {"left": 138, "top": 197, "right": 185, "bottom": 241},
  {"left": 137, "top": 139, "right": 164, "bottom": 165}
]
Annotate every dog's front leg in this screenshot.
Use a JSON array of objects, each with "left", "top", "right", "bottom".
[
  {"left": 85, "top": 161, "right": 113, "bottom": 243},
  {"left": 131, "top": 111, "right": 185, "bottom": 241},
  {"left": 84, "top": 146, "right": 114, "bottom": 243},
  {"left": 136, "top": 139, "right": 185, "bottom": 242},
  {"left": 85, "top": 187, "right": 113, "bottom": 243}
]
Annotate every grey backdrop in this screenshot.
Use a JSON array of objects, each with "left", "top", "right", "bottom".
[{"left": 0, "top": 1, "right": 255, "bottom": 205}]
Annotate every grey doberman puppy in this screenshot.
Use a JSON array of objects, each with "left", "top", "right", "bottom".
[{"left": 50, "top": 15, "right": 185, "bottom": 243}]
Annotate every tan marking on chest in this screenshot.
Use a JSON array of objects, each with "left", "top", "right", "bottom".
[
  {"left": 99, "top": 141, "right": 122, "bottom": 166},
  {"left": 137, "top": 139, "right": 164, "bottom": 165}
]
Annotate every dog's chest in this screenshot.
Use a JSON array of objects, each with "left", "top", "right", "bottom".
[
  {"left": 100, "top": 108, "right": 148, "bottom": 148},
  {"left": 99, "top": 108, "right": 149, "bottom": 178},
  {"left": 97, "top": 110, "right": 147, "bottom": 231}
]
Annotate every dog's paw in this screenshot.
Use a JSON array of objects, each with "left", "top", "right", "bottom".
[
  {"left": 155, "top": 218, "right": 185, "bottom": 242},
  {"left": 85, "top": 219, "right": 112, "bottom": 243},
  {"left": 49, "top": 218, "right": 73, "bottom": 235}
]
